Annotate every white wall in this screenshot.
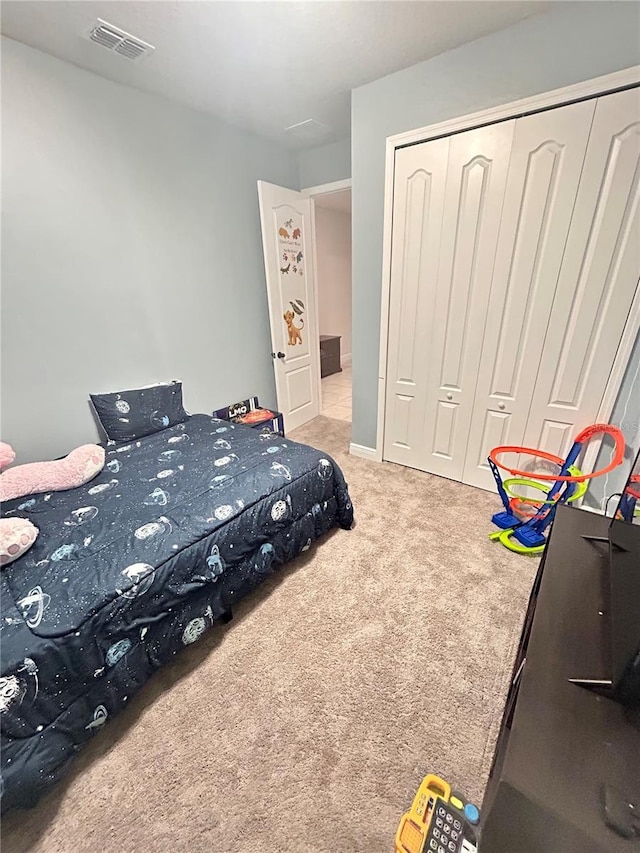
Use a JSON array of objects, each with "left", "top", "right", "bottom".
[
  {"left": 350, "top": 0, "right": 640, "bottom": 450},
  {"left": 298, "top": 138, "right": 351, "bottom": 188},
  {"left": 586, "top": 329, "right": 640, "bottom": 510},
  {"left": 315, "top": 207, "right": 352, "bottom": 361},
  {"left": 1, "top": 37, "right": 298, "bottom": 462}
]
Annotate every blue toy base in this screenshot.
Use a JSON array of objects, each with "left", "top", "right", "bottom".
[
  {"left": 513, "top": 526, "right": 547, "bottom": 548},
  {"left": 492, "top": 511, "right": 520, "bottom": 529}
]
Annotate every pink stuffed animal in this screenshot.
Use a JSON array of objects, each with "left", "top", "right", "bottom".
[
  {"left": 0, "top": 443, "right": 16, "bottom": 469},
  {"left": 0, "top": 518, "right": 38, "bottom": 567},
  {"left": 0, "top": 441, "right": 105, "bottom": 503},
  {"left": 0, "top": 442, "right": 37, "bottom": 566},
  {"left": 0, "top": 440, "right": 105, "bottom": 568}
]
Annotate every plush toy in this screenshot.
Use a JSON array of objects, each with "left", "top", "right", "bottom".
[
  {"left": 0, "top": 442, "right": 16, "bottom": 469},
  {"left": 0, "top": 442, "right": 38, "bottom": 566},
  {"left": 0, "top": 441, "right": 105, "bottom": 503},
  {"left": 0, "top": 441, "right": 105, "bottom": 567},
  {"left": 0, "top": 517, "right": 39, "bottom": 567}
]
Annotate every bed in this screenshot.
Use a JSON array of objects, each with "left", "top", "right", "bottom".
[{"left": 0, "top": 414, "right": 353, "bottom": 812}]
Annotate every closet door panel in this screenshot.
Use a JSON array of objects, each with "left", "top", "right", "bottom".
[
  {"left": 420, "top": 121, "right": 515, "bottom": 480},
  {"left": 522, "top": 87, "right": 640, "bottom": 460},
  {"left": 383, "top": 138, "right": 449, "bottom": 467},
  {"left": 463, "top": 100, "right": 596, "bottom": 490}
]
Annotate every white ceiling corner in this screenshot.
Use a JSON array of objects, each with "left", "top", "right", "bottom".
[{"left": 0, "top": 1, "right": 549, "bottom": 150}]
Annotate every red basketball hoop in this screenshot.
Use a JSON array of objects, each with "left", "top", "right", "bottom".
[{"left": 489, "top": 424, "right": 625, "bottom": 483}]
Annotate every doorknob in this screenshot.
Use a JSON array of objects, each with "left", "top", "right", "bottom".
[
  {"left": 271, "top": 351, "right": 285, "bottom": 360},
  {"left": 498, "top": 402, "right": 506, "bottom": 410},
  {"left": 446, "top": 392, "right": 453, "bottom": 400}
]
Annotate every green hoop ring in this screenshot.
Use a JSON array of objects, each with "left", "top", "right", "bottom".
[
  {"left": 490, "top": 466, "right": 589, "bottom": 555},
  {"left": 497, "top": 528, "right": 545, "bottom": 556},
  {"left": 488, "top": 527, "right": 544, "bottom": 554},
  {"left": 503, "top": 465, "right": 588, "bottom": 507}
]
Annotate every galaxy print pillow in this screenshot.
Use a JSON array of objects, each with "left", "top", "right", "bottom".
[{"left": 90, "top": 382, "right": 188, "bottom": 442}]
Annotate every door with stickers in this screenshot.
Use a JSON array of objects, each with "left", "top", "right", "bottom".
[{"left": 258, "top": 181, "right": 321, "bottom": 432}]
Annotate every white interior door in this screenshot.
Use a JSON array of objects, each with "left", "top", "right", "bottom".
[
  {"left": 462, "top": 100, "right": 596, "bottom": 490},
  {"left": 521, "top": 87, "right": 640, "bottom": 459},
  {"left": 383, "top": 122, "right": 515, "bottom": 476},
  {"left": 258, "top": 181, "right": 320, "bottom": 432},
  {"left": 383, "top": 136, "right": 450, "bottom": 467},
  {"left": 383, "top": 88, "right": 639, "bottom": 489},
  {"left": 420, "top": 121, "right": 515, "bottom": 480}
]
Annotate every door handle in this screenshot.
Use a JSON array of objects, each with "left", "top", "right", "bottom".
[{"left": 271, "top": 351, "right": 285, "bottom": 360}]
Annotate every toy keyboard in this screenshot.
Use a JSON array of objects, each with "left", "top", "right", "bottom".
[{"left": 395, "top": 774, "right": 479, "bottom": 853}]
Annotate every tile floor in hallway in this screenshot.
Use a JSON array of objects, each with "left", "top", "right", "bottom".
[{"left": 321, "top": 366, "right": 352, "bottom": 422}]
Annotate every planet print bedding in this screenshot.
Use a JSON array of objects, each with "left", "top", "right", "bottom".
[{"left": 0, "top": 414, "right": 353, "bottom": 812}]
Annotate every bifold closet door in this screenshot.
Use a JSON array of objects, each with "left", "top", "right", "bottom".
[
  {"left": 521, "top": 87, "right": 640, "bottom": 459},
  {"left": 383, "top": 136, "right": 449, "bottom": 468},
  {"left": 384, "top": 123, "right": 515, "bottom": 473},
  {"left": 419, "top": 122, "right": 515, "bottom": 480},
  {"left": 385, "top": 89, "right": 639, "bottom": 488},
  {"left": 462, "top": 100, "right": 596, "bottom": 490}
]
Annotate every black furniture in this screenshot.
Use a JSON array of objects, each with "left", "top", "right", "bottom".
[
  {"left": 212, "top": 396, "right": 284, "bottom": 437},
  {"left": 320, "top": 335, "right": 342, "bottom": 378},
  {"left": 480, "top": 504, "right": 640, "bottom": 852}
]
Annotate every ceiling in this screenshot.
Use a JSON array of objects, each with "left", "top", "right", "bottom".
[
  {"left": 0, "top": 1, "right": 548, "bottom": 150},
  {"left": 314, "top": 189, "right": 351, "bottom": 214}
]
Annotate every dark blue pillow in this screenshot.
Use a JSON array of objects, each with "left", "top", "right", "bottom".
[{"left": 90, "top": 382, "right": 188, "bottom": 442}]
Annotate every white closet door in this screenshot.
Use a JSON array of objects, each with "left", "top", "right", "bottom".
[
  {"left": 383, "top": 137, "right": 449, "bottom": 467},
  {"left": 420, "top": 122, "right": 515, "bottom": 480},
  {"left": 462, "top": 100, "right": 596, "bottom": 490},
  {"left": 521, "top": 87, "right": 640, "bottom": 459}
]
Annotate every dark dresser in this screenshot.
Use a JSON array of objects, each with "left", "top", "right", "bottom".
[
  {"left": 320, "top": 335, "right": 342, "bottom": 378},
  {"left": 480, "top": 504, "right": 640, "bottom": 852}
]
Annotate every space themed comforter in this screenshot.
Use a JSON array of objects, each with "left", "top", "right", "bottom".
[{"left": 0, "top": 414, "right": 353, "bottom": 812}]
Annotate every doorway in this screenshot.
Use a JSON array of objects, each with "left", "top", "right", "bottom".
[
  {"left": 307, "top": 183, "right": 352, "bottom": 423},
  {"left": 257, "top": 178, "right": 351, "bottom": 433}
]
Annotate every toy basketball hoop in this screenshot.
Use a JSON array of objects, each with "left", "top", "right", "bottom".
[
  {"left": 504, "top": 465, "right": 588, "bottom": 516},
  {"left": 488, "top": 424, "right": 626, "bottom": 555},
  {"left": 489, "top": 424, "right": 625, "bottom": 483}
]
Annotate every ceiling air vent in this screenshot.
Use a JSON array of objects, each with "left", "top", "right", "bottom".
[
  {"left": 284, "top": 119, "right": 331, "bottom": 144},
  {"left": 86, "top": 19, "right": 155, "bottom": 62}
]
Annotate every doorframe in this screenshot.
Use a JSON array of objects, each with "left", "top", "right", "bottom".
[
  {"left": 302, "top": 179, "right": 353, "bottom": 410},
  {"left": 375, "top": 65, "right": 640, "bottom": 466},
  {"left": 302, "top": 178, "right": 352, "bottom": 197}
]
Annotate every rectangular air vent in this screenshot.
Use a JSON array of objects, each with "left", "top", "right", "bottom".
[
  {"left": 283, "top": 119, "right": 331, "bottom": 143},
  {"left": 86, "top": 19, "right": 155, "bottom": 61}
]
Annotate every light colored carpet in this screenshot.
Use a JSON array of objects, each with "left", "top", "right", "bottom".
[{"left": 2, "top": 416, "right": 536, "bottom": 852}]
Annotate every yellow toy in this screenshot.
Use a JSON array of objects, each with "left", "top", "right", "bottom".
[{"left": 395, "top": 774, "right": 480, "bottom": 853}]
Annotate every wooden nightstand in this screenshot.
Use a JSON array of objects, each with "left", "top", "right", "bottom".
[
  {"left": 212, "top": 397, "right": 284, "bottom": 437},
  {"left": 320, "top": 335, "right": 342, "bottom": 378}
]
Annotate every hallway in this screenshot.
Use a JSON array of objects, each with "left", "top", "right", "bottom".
[{"left": 321, "top": 365, "right": 352, "bottom": 422}]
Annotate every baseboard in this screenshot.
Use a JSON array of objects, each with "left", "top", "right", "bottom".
[
  {"left": 349, "top": 442, "right": 378, "bottom": 461},
  {"left": 341, "top": 352, "right": 352, "bottom": 367},
  {"left": 579, "top": 502, "right": 605, "bottom": 515}
]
